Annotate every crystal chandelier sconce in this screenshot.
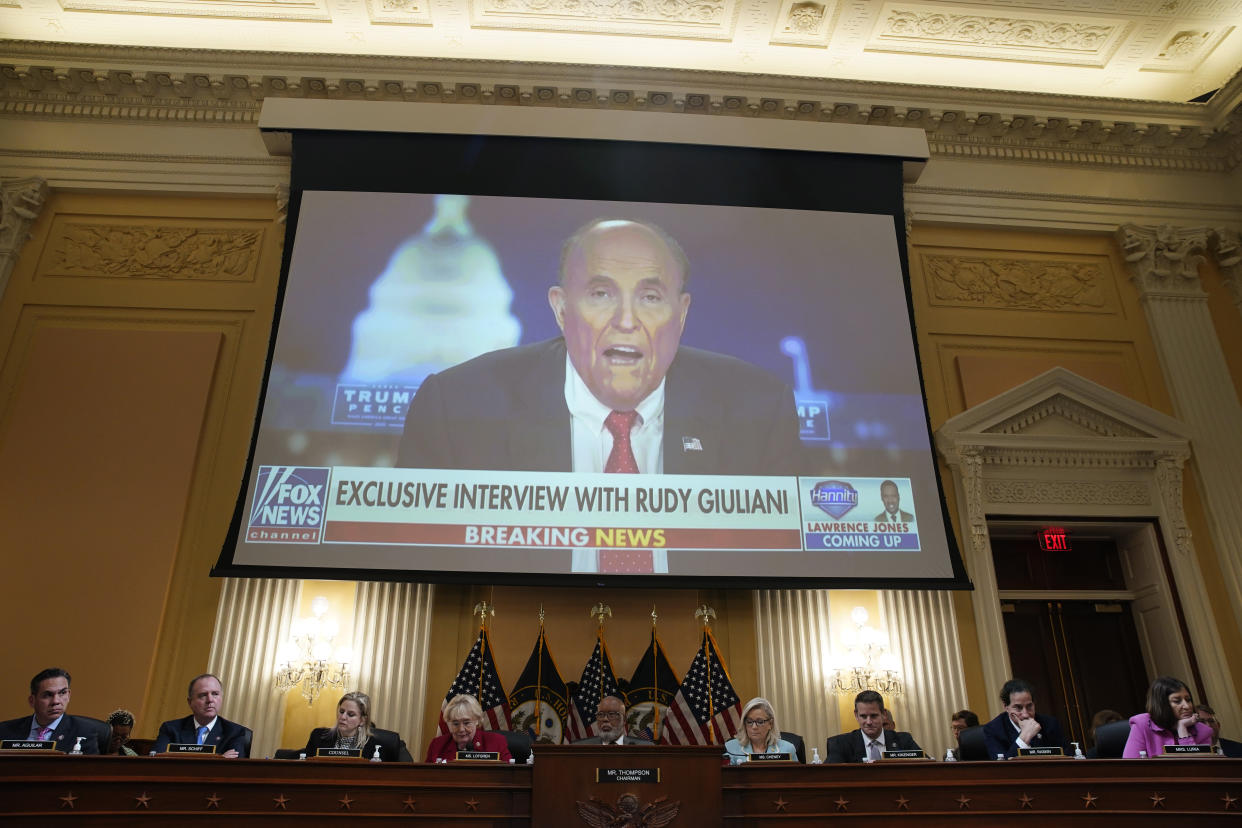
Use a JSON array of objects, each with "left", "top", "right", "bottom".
[
  {"left": 274, "top": 595, "right": 353, "bottom": 705},
  {"left": 828, "top": 606, "right": 903, "bottom": 696}
]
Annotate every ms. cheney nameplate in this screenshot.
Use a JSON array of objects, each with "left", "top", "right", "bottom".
[
  {"left": 748, "top": 752, "right": 793, "bottom": 762},
  {"left": 597, "top": 767, "right": 660, "bottom": 783}
]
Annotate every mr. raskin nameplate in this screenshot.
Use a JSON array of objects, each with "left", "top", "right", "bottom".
[
  {"left": 597, "top": 767, "right": 660, "bottom": 783},
  {"left": 748, "top": 753, "right": 793, "bottom": 762},
  {"left": 165, "top": 743, "right": 218, "bottom": 754},
  {"left": 456, "top": 750, "right": 500, "bottom": 761},
  {"left": 882, "top": 750, "right": 927, "bottom": 760},
  {"left": 0, "top": 740, "right": 56, "bottom": 751},
  {"left": 1163, "top": 744, "right": 1213, "bottom": 756},
  {"left": 1017, "top": 747, "right": 1064, "bottom": 757},
  {"left": 316, "top": 748, "right": 362, "bottom": 758}
]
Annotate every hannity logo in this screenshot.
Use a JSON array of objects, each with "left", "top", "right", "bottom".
[
  {"left": 810, "top": 480, "right": 858, "bottom": 519},
  {"left": 246, "top": 466, "right": 330, "bottom": 544}
]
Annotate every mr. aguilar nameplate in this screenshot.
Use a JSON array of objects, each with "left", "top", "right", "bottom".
[
  {"left": 1016, "top": 747, "right": 1065, "bottom": 757},
  {"left": 165, "top": 744, "right": 218, "bottom": 755},
  {"left": 882, "top": 750, "right": 927, "bottom": 760},
  {"left": 455, "top": 750, "right": 500, "bottom": 761},
  {"left": 316, "top": 748, "right": 362, "bottom": 758},
  {"left": 597, "top": 767, "right": 660, "bottom": 783},
  {"left": 748, "top": 753, "right": 792, "bottom": 762},
  {"left": 0, "top": 740, "right": 56, "bottom": 751},
  {"left": 1163, "top": 744, "right": 1214, "bottom": 756}
]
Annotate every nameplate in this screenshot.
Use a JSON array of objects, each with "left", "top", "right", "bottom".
[
  {"left": 1162, "top": 744, "right": 1213, "bottom": 756},
  {"left": 882, "top": 750, "right": 927, "bottom": 760},
  {"left": 0, "top": 740, "right": 56, "bottom": 751},
  {"left": 455, "top": 750, "right": 500, "bottom": 761},
  {"left": 748, "top": 752, "right": 793, "bottom": 762},
  {"left": 165, "top": 743, "right": 217, "bottom": 754},
  {"left": 1017, "top": 747, "right": 1064, "bottom": 757},
  {"left": 316, "top": 748, "right": 362, "bottom": 758},
  {"left": 597, "top": 767, "right": 660, "bottom": 783}
]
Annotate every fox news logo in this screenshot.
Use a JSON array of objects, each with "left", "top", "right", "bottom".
[
  {"left": 810, "top": 480, "right": 858, "bottom": 519},
  {"left": 247, "top": 466, "right": 329, "bottom": 543}
]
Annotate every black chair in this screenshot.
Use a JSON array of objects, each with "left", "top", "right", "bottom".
[
  {"left": 495, "top": 729, "right": 532, "bottom": 764},
  {"left": 780, "top": 730, "right": 806, "bottom": 764},
  {"left": 1092, "top": 719, "right": 1131, "bottom": 758},
  {"left": 240, "top": 726, "right": 254, "bottom": 759},
  {"left": 273, "top": 748, "right": 302, "bottom": 760},
  {"left": 78, "top": 716, "right": 113, "bottom": 755},
  {"left": 956, "top": 724, "right": 989, "bottom": 761}
]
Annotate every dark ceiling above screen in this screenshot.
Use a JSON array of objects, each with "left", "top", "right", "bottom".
[{"left": 216, "top": 103, "right": 966, "bottom": 589}]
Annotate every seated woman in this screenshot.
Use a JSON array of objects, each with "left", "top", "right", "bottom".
[
  {"left": 1122, "top": 676, "right": 1214, "bottom": 758},
  {"left": 424, "top": 693, "right": 513, "bottom": 763},
  {"left": 723, "top": 697, "right": 798, "bottom": 763},
  {"left": 106, "top": 709, "right": 138, "bottom": 756},
  {"left": 301, "top": 691, "right": 406, "bottom": 761}
]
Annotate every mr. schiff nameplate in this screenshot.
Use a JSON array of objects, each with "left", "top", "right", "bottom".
[{"left": 164, "top": 744, "right": 218, "bottom": 755}]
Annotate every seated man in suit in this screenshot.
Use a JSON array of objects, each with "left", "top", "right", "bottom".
[
  {"left": 0, "top": 667, "right": 100, "bottom": 753},
  {"left": 951, "top": 708, "right": 979, "bottom": 747},
  {"left": 1196, "top": 704, "right": 1242, "bottom": 757},
  {"left": 154, "top": 674, "right": 252, "bottom": 757},
  {"left": 982, "top": 678, "right": 1068, "bottom": 759},
  {"left": 573, "top": 695, "right": 654, "bottom": 746},
  {"left": 826, "top": 690, "right": 921, "bottom": 762}
]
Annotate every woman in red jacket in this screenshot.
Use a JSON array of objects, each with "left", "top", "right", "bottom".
[{"left": 424, "top": 694, "right": 512, "bottom": 763}]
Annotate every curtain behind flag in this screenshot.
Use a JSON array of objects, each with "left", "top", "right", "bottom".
[
  {"left": 662, "top": 629, "right": 742, "bottom": 745},
  {"left": 507, "top": 627, "right": 571, "bottom": 744},
  {"left": 565, "top": 635, "right": 624, "bottom": 742},
  {"left": 622, "top": 629, "right": 680, "bottom": 743},
  {"left": 439, "top": 628, "right": 511, "bottom": 736}
]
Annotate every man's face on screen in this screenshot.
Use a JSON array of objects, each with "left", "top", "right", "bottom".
[{"left": 550, "top": 222, "right": 691, "bottom": 411}]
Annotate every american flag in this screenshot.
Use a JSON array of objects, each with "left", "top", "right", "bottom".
[
  {"left": 566, "top": 636, "right": 623, "bottom": 742},
  {"left": 438, "top": 628, "right": 511, "bottom": 736},
  {"left": 661, "top": 629, "right": 741, "bottom": 745}
]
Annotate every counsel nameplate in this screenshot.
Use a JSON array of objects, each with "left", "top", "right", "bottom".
[{"left": 316, "top": 748, "right": 362, "bottom": 758}]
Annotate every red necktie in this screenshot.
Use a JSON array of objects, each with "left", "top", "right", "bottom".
[{"left": 600, "top": 411, "right": 653, "bottom": 573}]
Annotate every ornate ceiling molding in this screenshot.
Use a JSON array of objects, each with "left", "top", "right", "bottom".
[{"left": 3, "top": 41, "right": 1241, "bottom": 174}]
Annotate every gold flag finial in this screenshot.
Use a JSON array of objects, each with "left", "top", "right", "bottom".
[
  {"left": 472, "top": 601, "right": 494, "bottom": 630},
  {"left": 651, "top": 605, "right": 659, "bottom": 627},
  {"left": 695, "top": 604, "right": 717, "bottom": 630},
  {"left": 538, "top": 604, "right": 546, "bottom": 626},
  {"left": 590, "top": 603, "right": 612, "bottom": 631}
]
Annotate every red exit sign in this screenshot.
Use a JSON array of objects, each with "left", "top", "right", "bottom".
[{"left": 1038, "top": 526, "right": 1071, "bottom": 551}]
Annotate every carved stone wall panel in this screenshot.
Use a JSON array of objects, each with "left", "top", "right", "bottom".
[
  {"left": 770, "top": 0, "right": 836, "bottom": 47},
  {"left": 469, "top": 0, "right": 738, "bottom": 38},
  {"left": 921, "top": 253, "right": 1116, "bottom": 313},
  {"left": 867, "top": 2, "right": 1130, "bottom": 66},
  {"left": 60, "top": 0, "right": 332, "bottom": 21},
  {"left": 41, "top": 218, "right": 264, "bottom": 281},
  {"left": 984, "top": 478, "right": 1151, "bottom": 506}
]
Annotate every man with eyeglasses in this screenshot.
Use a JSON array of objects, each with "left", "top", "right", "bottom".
[
  {"left": 573, "top": 695, "right": 654, "bottom": 745},
  {"left": 1196, "top": 704, "right": 1242, "bottom": 757}
]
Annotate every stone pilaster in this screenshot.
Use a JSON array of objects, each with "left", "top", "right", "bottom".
[
  {"left": 0, "top": 177, "right": 49, "bottom": 300},
  {"left": 1210, "top": 227, "right": 1242, "bottom": 312},
  {"left": 1116, "top": 222, "right": 1242, "bottom": 634}
]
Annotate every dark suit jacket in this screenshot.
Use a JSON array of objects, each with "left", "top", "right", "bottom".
[
  {"left": 982, "top": 711, "right": 1067, "bottom": 759},
  {"left": 1220, "top": 737, "right": 1242, "bottom": 758},
  {"left": 572, "top": 734, "right": 655, "bottom": 746},
  {"left": 302, "top": 726, "right": 406, "bottom": 762},
  {"left": 154, "top": 715, "right": 252, "bottom": 757},
  {"left": 825, "top": 729, "right": 921, "bottom": 763},
  {"left": 397, "top": 338, "right": 802, "bottom": 476},
  {"left": 874, "top": 510, "right": 914, "bottom": 522},
  {"left": 0, "top": 714, "right": 102, "bottom": 754}
]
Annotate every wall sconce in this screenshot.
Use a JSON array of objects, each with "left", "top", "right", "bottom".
[
  {"left": 274, "top": 595, "right": 352, "bottom": 705},
  {"left": 828, "top": 606, "right": 903, "bottom": 697}
]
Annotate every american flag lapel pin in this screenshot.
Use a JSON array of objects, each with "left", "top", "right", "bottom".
[{"left": 682, "top": 437, "right": 703, "bottom": 452}]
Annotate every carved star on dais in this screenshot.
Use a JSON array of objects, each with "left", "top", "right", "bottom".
[
  {"left": 773, "top": 797, "right": 789, "bottom": 812},
  {"left": 134, "top": 791, "right": 152, "bottom": 808},
  {"left": 1081, "top": 792, "right": 1098, "bottom": 808},
  {"left": 834, "top": 795, "right": 849, "bottom": 812},
  {"left": 1222, "top": 793, "right": 1238, "bottom": 810},
  {"left": 339, "top": 794, "right": 354, "bottom": 810},
  {"left": 895, "top": 795, "right": 910, "bottom": 810},
  {"left": 403, "top": 795, "right": 418, "bottom": 812},
  {"left": 205, "top": 793, "right": 222, "bottom": 809},
  {"left": 1018, "top": 793, "right": 1034, "bottom": 809},
  {"left": 59, "top": 792, "right": 77, "bottom": 809},
  {"left": 955, "top": 794, "right": 971, "bottom": 809},
  {"left": 273, "top": 794, "right": 290, "bottom": 810},
  {"left": 1149, "top": 792, "right": 1166, "bottom": 809},
  {"left": 465, "top": 797, "right": 480, "bottom": 811}
]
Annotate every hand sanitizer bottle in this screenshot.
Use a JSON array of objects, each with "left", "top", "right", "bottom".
[
  {"left": 525, "top": 750, "right": 534, "bottom": 765},
  {"left": 70, "top": 736, "right": 84, "bottom": 755},
  {"left": 371, "top": 745, "right": 382, "bottom": 762},
  {"left": 1072, "top": 742, "right": 1085, "bottom": 759},
  {"left": 944, "top": 748, "right": 957, "bottom": 762},
  {"left": 810, "top": 747, "right": 822, "bottom": 765}
]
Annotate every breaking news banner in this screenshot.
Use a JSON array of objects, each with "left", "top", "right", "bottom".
[
  {"left": 246, "top": 465, "right": 804, "bottom": 551},
  {"left": 801, "top": 476, "right": 921, "bottom": 552}
]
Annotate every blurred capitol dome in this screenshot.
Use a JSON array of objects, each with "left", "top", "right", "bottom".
[{"left": 342, "top": 194, "right": 521, "bottom": 383}]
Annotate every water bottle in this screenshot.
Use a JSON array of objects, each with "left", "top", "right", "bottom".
[
  {"left": 810, "top": 747, "right": 822, "bottom": 765},
  {"left": 298, "top": 752, "right": 307, "bottom": 761},
  {"left": 1138, "top": 750, "right": 1148, "bottom": 759},
  {"left": 1072, "top": 742, "right": 1085, "bottom": 759},
  {"left": 148, "top": 750, "right": 157, "bottom": 757},
  {"left": 944, "top": 748, "right": 956, "bottom": 762},
  {"left": 508, "top": 757, "right": 515, "bottom": 764},
  {"left": 996, "top": 753, "right": 1005, "bottom": 761}
]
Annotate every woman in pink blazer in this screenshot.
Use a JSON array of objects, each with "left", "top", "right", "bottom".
[{"left": 1122, "top": 676, "right": 1214, "bottom": 758}]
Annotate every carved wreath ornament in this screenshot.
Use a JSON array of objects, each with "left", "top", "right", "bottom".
[{"left": 576, "top": 793, "right": 680, "bottom": 826}]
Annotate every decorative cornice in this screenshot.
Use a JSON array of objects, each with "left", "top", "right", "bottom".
[
  {"left": 3, "top": 40, "right": 1241, "bottom": 174},
  {"left": 0, "top": 176, "right": 48, "bottom": 300}
]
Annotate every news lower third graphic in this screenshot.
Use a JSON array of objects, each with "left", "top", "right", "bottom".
[
  {"left": 247, "top": 466, "right": 331, "bottom": 543},
  {"left": 802, "top": 477, "right": 920, "bottom": 552}
]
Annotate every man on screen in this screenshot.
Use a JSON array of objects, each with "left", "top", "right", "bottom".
[
  {"left": 874, "top": 479, "right": 913, "bottom": 522},
  {"left": 396, "top": 218, "right": 802, "bottom": 476}
]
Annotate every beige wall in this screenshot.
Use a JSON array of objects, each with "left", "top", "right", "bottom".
[{"left": 2, "top": 191, "right": 1238, "bottom": 746}]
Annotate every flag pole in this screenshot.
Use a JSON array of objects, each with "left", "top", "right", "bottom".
[
  {"left": 695, "top": 604, "right": 717, "bottom": 744},
  {"left": 651, "top": 605, "right": 660, "bottom": 743},
  {"left": 473, "top": 601, "right": 494, "bottom": 705},
  {"left": 535, "top": 605, "right": 544, "bottom": 740}
]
